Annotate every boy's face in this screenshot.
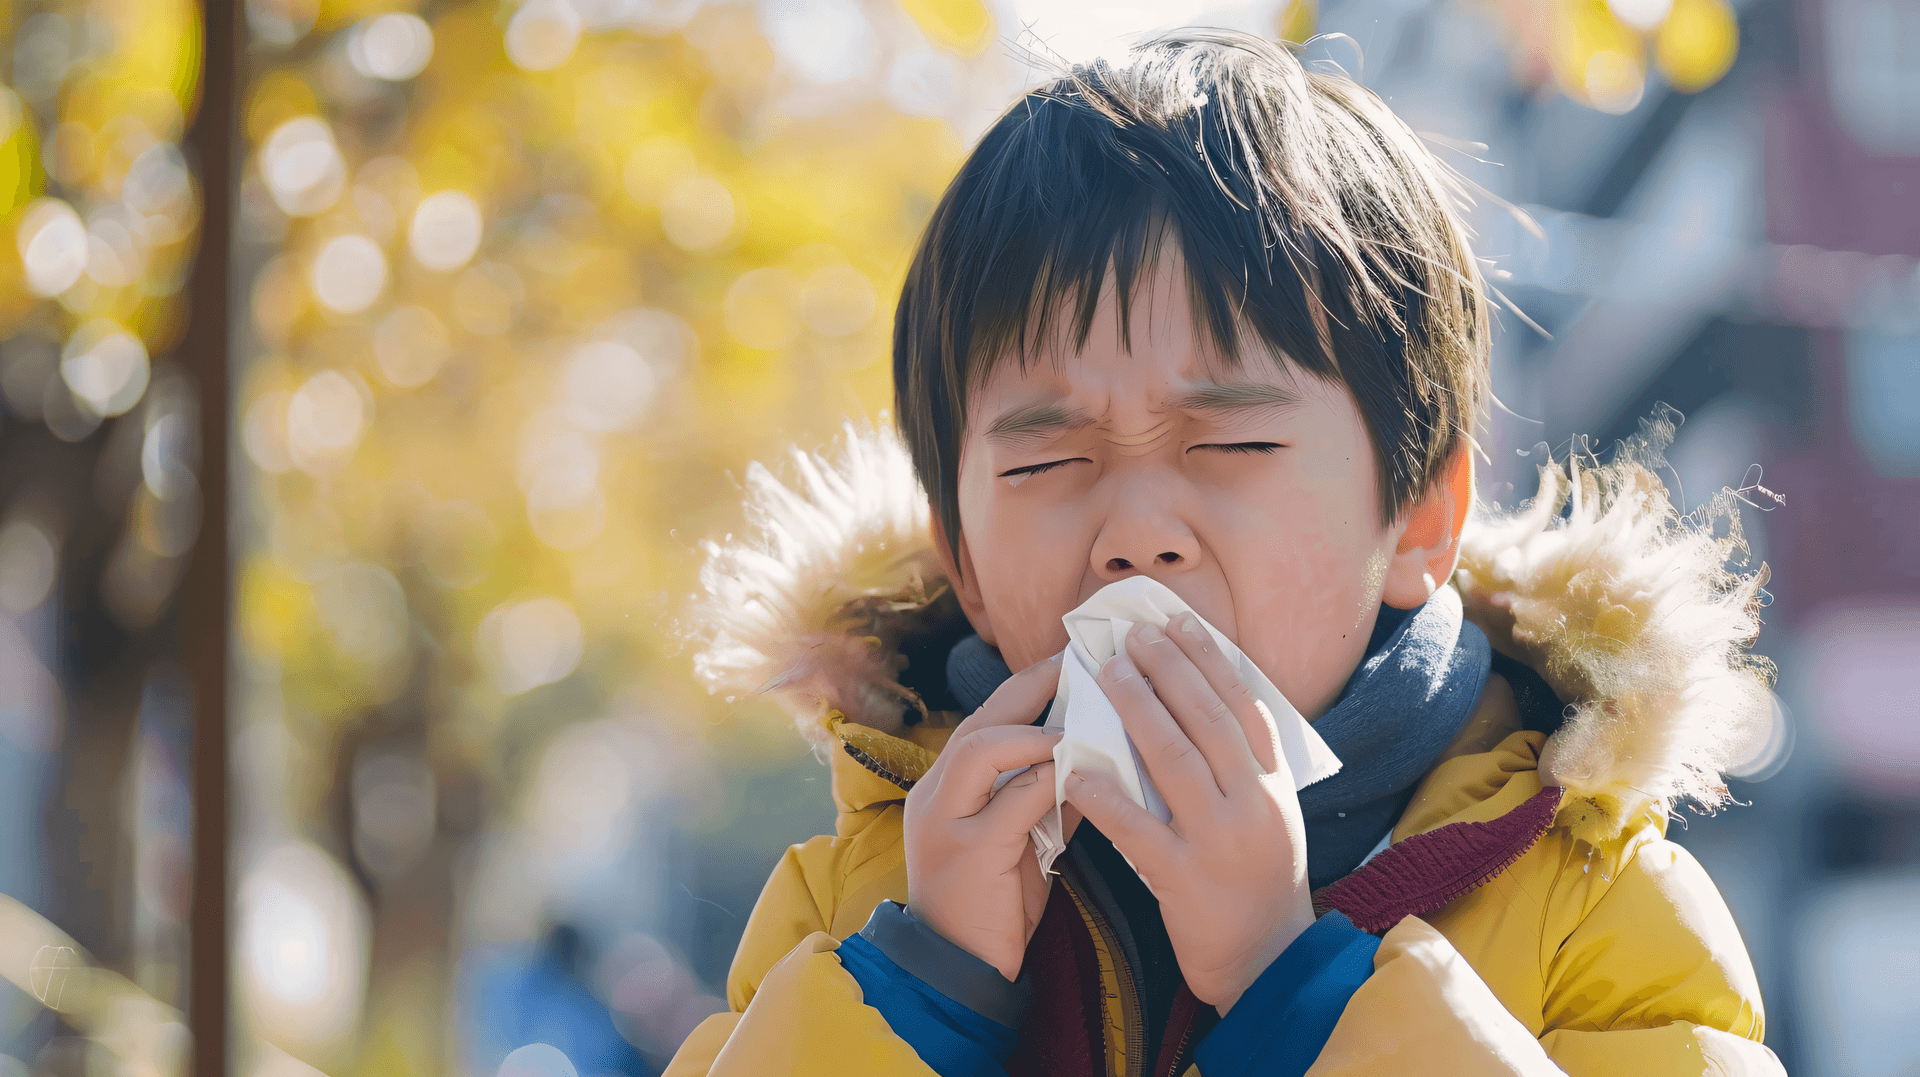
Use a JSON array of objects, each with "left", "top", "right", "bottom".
[{"left": 940, "top": 249, "right": 1465, "bottom": 722}]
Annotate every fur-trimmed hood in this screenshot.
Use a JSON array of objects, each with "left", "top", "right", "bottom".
[{"left": 686, "top": 416, "right": 1777, "bottom": 843}]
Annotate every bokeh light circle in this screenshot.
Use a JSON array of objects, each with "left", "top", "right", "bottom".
[
  {"left": 236, "top": 842, "right": 369, "bottom": 1050},
  {"left": 315, "top": 561, "right": 410, "bottom": 667},
  {"left": 659, "top": 174, "right": 736, "bottom": 252},
  {"left": 498, "top": 1043, "right": 577, "bottom": 1077},
  {"left": 349, "top": 13, "right": 434, "bottom": 81},
  {"left": 559, "top": 341, "right": 656, "bottom": 432},
  {"left": 1585, "top": 50, "right": 1646, "bottom": 114},
  {"left": 0, "top": 520, "right": 58, "bottom": 614},
  {"left": 261, "top": 116, "right": 347, "bottom": 217},
  {"left": 310, "top": 234, "right": 388, "bottom": 313},
  {"left": 243, "top": 389, "right": 295, "bottom": 474},
  {"left": 1657, "top": 0, "right": 1739, "bottom": 92},
  {"left": 286, "top": 370, "right": 369, "bottom": 471},
  {"left": 60, "top": 320, "right": 151, "bottom": 417},
  {"left": 84, "top": 205, "right": 147, "bottom": 288},
  {"left": 17, "top": 199, "right": 88, "bottom": 297},
  {"left": 123, "top": 142, "right": 194, "bottom": 218},
  {"left": 519, "top": 411, "right": 601, "bottom": 510},
  {"left": 409, "top": 190, "right": 484, "bottom": 272},
  {"left": 373, "top": 306, "right": 453, "bottom": 388},
  {"left": 1608, "top": 0, "right": 1674, "bottom": 31},
  {"left": 479, "top": 597, "right": 585, "bottom": 696},
  {"left": 505, "top": 0, "right": 582, "bottom": 72}
]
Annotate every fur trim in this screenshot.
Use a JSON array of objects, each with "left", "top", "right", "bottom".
[
  {"left": 1453, "top": 414, "right": 1777, "bottom": 840},
  {"left": 684, "top": 418, "right": 948, "bottom": 746},
  {"left": 689, "top": 415, "right": 1778, "bottom": 836}
]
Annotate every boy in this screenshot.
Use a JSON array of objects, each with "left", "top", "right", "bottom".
[{"left": 673, "top": 28, "right": 1780, "bottom": 1077}]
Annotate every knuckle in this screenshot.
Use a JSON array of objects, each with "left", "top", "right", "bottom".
[{"left": 958, "top": 727, "right": 1003, "bottom": 757}]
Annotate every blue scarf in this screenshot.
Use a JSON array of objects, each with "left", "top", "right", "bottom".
[{"left": 944, "top": 585, "right": 1491, "bottom": 889}]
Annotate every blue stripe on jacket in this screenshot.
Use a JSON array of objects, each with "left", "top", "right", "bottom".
[
  {"left": 837, "top": 930, "right": 1019, "bottom": 1077},
  {"left": 838, "top": 903, "right": 1377, "bottom": 1077},
  {"left": 1194, "top": 911, "right": 1381, "bottom": 1077}
]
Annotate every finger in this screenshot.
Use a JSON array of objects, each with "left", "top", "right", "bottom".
[
  {"left": 978, "top": 760, "right": 1061, "bottom": 838},
  {"left": 1124, "top": 620, "right": 1266, "bottom": 794},
  {"left": 1062, "top": 769, "right": 1179, "bottom": 879},
  {"left": 1162, "top": 612, "right": 1286, "bottom": 779},
  {"left": 921, "top": 651, "right": 1063, "bottom": 790},
  {"left": 1097, "top": 647, "right": 1223, "bottom": 822},
  {"left": 929, "top": 725, "right": 1062, "bottom": 821}
]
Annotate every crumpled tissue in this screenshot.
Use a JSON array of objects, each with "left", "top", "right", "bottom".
[{"left": 998, "top": 576, "right": 1344, "bottom": 876}]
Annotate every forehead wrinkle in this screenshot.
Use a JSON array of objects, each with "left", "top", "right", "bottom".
[{"left": 1107, "top": 420, "right": 1176, "bottom": 456}]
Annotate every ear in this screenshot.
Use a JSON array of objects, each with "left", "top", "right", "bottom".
[
  {"left": 929, "top": 503, "right": 998, "bottom": 647},
  {"left": 1381, "top": 445, "right": 1474, "bottom": 610}
]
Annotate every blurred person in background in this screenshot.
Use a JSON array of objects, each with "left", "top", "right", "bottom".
[
  {"left": 464, "top": 922, "right": 654, "bottom": 1077},
  {"left": 675, "top": 29, "right": 1781, "bottom": 1077}
]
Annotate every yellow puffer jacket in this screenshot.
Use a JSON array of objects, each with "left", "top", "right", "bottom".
[{"left": 667, "top": 424, "right": 1786, "bottom": 1077}]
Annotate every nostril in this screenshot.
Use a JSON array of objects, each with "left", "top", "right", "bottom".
[
  {"left": 1157, "top": 552, "right": 1181, "bottom": 564},
  {"left": 1107, "top": 557, "right": 1132, "bottom": 572}
]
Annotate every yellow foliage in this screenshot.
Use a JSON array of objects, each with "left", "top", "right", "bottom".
[
  {"left": 0, "top": 206, "right": 41, "bottom": 337},
  {"left": 897, "top": 0, "right": 995, "bottom": 55},
  {"left": 0, "top": 92, "right": 42, "bottom": 217},
  {"left": 1276, "top": 0, "right": 1319, "bottom": 47},
  {"left": 317, "top": 0, "right": 419, "bottom": 33},
  {"left": 1549, "top": 0, "right": 1647, "bottom": 113},
  {"left": 245, "top": 71, "right": 322, "bottom": 145},
  {"left": 1656, "top": 0, "right": 1738, "bottom": 92},
  {"left": 239, "top": 558, "right": 312, "bottom": 660}
]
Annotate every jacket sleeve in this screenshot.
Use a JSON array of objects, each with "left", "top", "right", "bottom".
[
  {"left": 1299, "top": 837, "right": 1783, "bottom": 1077},
  {"left": 1192, "top": 911, "right": 1380, "bottom": 1077},
  {"left": 663, "top": 825, "right": 945, "bottom": 1077},
  {"left": 1533, "top": 838, "right": 1783, "bottom": 1077}
]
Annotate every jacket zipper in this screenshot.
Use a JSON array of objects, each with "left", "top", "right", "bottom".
[
  {"left": 1059, "top": 857, "right": 1147, "bottom": 1077},
  {"left": 839, "top": 741, "right": 915, "bottom": 791},
  {"left": 1158, "top": 1009, "right": 1198, "bottom": 1077}
]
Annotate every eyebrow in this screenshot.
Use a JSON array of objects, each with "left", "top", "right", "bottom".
[
  {"left": 982, "top": 381, "right": 1303, "bottom": 448},
  {"left": 983, "top": 403, "right": 1097, "bottom": 447},
  {"left": 1164, "top": 381, "right": 1305, "bottom": 418}
]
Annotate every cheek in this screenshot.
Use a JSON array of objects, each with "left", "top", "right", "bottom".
[
  {"left": 958, "top": 467, "right": 1083, "bottom": 667},
  {"left": 1225, "top": 486, "right": 1390, "bottom": 717}
]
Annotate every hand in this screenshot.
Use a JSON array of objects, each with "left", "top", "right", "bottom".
[
  {"left": 904, "top": 652, "right": 1071, "bottom": 982},
  {"left": 1062, "top": 612, "right": 1313, "bottom": 1014}
]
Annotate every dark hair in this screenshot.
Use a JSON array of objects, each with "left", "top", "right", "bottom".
[{"left": 892, "top": 28, "right": 1490, "bottom": 577}]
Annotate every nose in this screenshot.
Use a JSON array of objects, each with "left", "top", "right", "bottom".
[{"left": 1089, "top": 475, "right": 1202, "bottom": 582}]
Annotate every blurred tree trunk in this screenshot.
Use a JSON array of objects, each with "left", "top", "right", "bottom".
[{"left": 180, "top": 1, "right": 239, "bottom": 1074}]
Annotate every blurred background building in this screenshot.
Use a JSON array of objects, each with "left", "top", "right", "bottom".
[{"left": 0, "top": 0, "right": 1913, "bottom": 1074}]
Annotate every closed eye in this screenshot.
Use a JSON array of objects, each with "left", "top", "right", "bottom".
[
  {"left": 997, "top": 458, "right": 1087, "bottom": 479},
  {"left": 1193, "top": 442, "right": 1283, "bottom": 455}
]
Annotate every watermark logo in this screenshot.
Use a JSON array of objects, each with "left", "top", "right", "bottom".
[{"left": 29, "top": 946, "right": 75, "bottom": 1008}]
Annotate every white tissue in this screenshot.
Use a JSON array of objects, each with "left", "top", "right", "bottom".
[{"left": 1003, "top": 576, "right": 1343, "bottom": 876}]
